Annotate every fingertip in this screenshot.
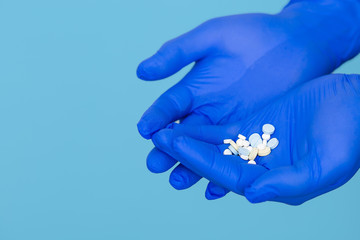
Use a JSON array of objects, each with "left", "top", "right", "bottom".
[
  {"left": 137, "top": 119, "right": 152, "bottom": 139},
  {"left": 205, "top": 188, "right": 218, "bottom": 200},
  {"left": 146, "top": 148, "right": 177, "bottom": 173},
  {"left": 244, "top": 187, "right": 277, "bottom": 204},
  {"left": 136, "top": 55, "right": 167, "bottom": 81},
  {"left": 136, "top": 55, "right": 161, "bottom": 81},
  {"left": 205, "top": 184, "right": 228, "bottom": 200},
  {"left": 136, "top": 62, "right": 148, "bottom": 80},
  {"left": 169, "top": 164, "right": 202, "bottom": 190},
  {"left": 151, "top": 128, "right": 174, "bottom": 150},
  {"left": 244, "top": 187, "right": 260, "bottom": 203},
  {"left": 172, "top": 135, "right": 189, "bottom": 153},
  {"left": 169, "top": 171, "right": 189, "bottom": 190},
  {"left": 172, "top": 135, "right": 194, "bottom": 160}
]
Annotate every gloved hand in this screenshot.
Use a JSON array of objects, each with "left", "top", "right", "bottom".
[
  {"left": 137, "top": 0, "right": 360, "bottom": 196},
  {"left": 152, "top": 74, "right": 360, "bottom": 205}
]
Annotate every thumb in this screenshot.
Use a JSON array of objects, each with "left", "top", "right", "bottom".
[
  {"left": 137, "top": 21, "right": 215, "bottom": 80},
  {"left": 170, "top": 134, "right": 267, "bottom": 194},
  {"left": 245, "top": 156, "right": 314, "bottom": 204},
  {"left": 166, "top": 122, "right": 243, "bottom": 145},
  {"left": 137, "top": 84, "right": 193, "bottom": 139}
]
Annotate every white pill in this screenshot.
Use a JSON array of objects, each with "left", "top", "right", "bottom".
[
  {"left": 251, "top": 136, "right": 263, "bottom": 148},
  {"left": 267, "top": 138, "right": 279, "bottom": 149},
  {"left": 238, "top": 147, "right": 250, "bottom": 156},
  {"left": 257, "top": 143, "right": 266, "bottom": 150},
  {"left": 246, "top": 146, "right": 253, "bottom": 152},
  {"left": 254, "top": 139, "right": 263, "bottom": 148},
  {"left": 174, "top": 119, "right": 180, "bottom": 124},
  {"left": 262, "top": 124, "right": 275, "bottom": 135},
  {"left": 248, "top": 160, "right": 256, "bottom": 165},
  {"left": 230, "top": 141, "right": 239, "bottom": 150},
  {"left": 249, "top": 133, "right": 261, "bottom": 146},
  {"left": 262, "top": 133, "right": 270, "bottom": 140},
  {"left": 258, "top": 147, "right": 271, "bottom": 157},
  {"left": 236, "top": 139, "right": 244, "bottom": 147},
  {"left": 223, "top": 139, "right": 232, "bottom": 144},
  {"left": 248, "top": 148, "right": 258, "bottom": 161},
  {"left": 263, "top": 139, "right": 268, "bottom": 145},
  {"left": 228, "top": 145, "right": 239, "bottom": 155},
  {"left": 223, "top": 149, "right": 232, "bottom": 155},
  {"left": 243, "top": 140, "right": 250, "bottom": 147},
  {"left": 240, "top": 155, "right": 249, "bottom": 160},
  {"left": 238, "top": 134, "right": 246, "bottom": 140}
]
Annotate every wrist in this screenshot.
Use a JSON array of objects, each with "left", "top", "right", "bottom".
[{"left": 279, "top": 0, "right": 360, "bottom": 68}]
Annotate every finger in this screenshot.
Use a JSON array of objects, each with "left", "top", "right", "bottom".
[
  {"left": 180, "top": 112, "right": 212, "bottom": 125},
  {"left": 169, "top": 163, "right": 202, "bottom": 190},
  {"left": 167, "top": 113, "right": 213, "bottom": 189},
  {"left": 146, "top": 148, "right": 177, "bottom": 174},
  {"left": 151, "top": 129, "right": 203, "bottom": 190},
  {"left": 169, "top": 164, "right": 202, "bottom": 190},
  {"left": 152, "top": 121, "right": 263, "bottom": 192},
  {"left": 153, "top": 129, "right": 268, "bottom": 194},
  {"left": 150, "top": 117, "right": 221, "bottom": 190},
  {"left": 137, "top": 22, "right": 215, "bottom": 80},
  {"left": 137, "top": 85, "right": 193, "bottom": 139},
  {"left": 146, "top": 113, "right": 212, "bottom": 174},
  {"left": 205, "top": 182, "right": 230, "bottom": 200},
  {"left": 166, "top": 122, "right": 241, "bottom": 145},
  {"left": 154, "top": 121, "right": 262, "bottom": 192}
]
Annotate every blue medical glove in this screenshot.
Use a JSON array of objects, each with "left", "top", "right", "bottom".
[
  {"left": 152, "top": 74, "right": 360, "bottom": 205},
  {"left": 137, "top": 0, "right": 360, "bottom": 194}
]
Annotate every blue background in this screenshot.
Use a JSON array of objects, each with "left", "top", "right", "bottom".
[{"left": 0, "top": 0, "right": 359, "bottom": 239}]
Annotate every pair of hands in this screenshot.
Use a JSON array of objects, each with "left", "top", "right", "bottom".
[{"left": 137, "top": 0, "right": 360, "bottom": 205}]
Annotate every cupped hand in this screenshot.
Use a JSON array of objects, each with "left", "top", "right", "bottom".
[
  {"left": 152, "top": 74, "right": 360, "bottom": 205},
  {"left": 137, "top": 1, "right": 360, "bottom": 194}
]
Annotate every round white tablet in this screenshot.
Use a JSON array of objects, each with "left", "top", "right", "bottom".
[
  {"left": 267, "top": 138, "right": 279, "bottom": 150},
  {"left": 262, "top": 124, "right": 275, "bottom": 135},
  {"left": 262, "top": 133, "right": 270, "bottom": 140},
  {"left": 223, "top": 149, "right": 232, "bottom": 155}
]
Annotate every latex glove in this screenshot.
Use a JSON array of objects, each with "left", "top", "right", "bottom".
[
  {"left": 152, "top": 74, "right": 360, "bottom": 205},
  {"left": 137, "top": 0, "right": 360, "bottom": 194}
]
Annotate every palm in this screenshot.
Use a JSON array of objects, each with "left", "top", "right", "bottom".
[
  {"left": 183, "top": 14, "right": 329, "bottom": 124},
  {"left": 152, "top": 74, "right": 360, "bottom": 204},
  {"left": 245, "top": 74, "right": 360, "bottom": 204}
]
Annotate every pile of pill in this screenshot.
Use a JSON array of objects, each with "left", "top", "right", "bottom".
[{"left": 223, "top": 124, "right": 279, "bottom": 165}]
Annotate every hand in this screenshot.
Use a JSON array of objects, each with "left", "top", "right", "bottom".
[
  {"left": 137, "top": 1, "right": 360, "bottom": 196},
  {"left": 151, "top": 74, "right": 360, "bottom": 205}
]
